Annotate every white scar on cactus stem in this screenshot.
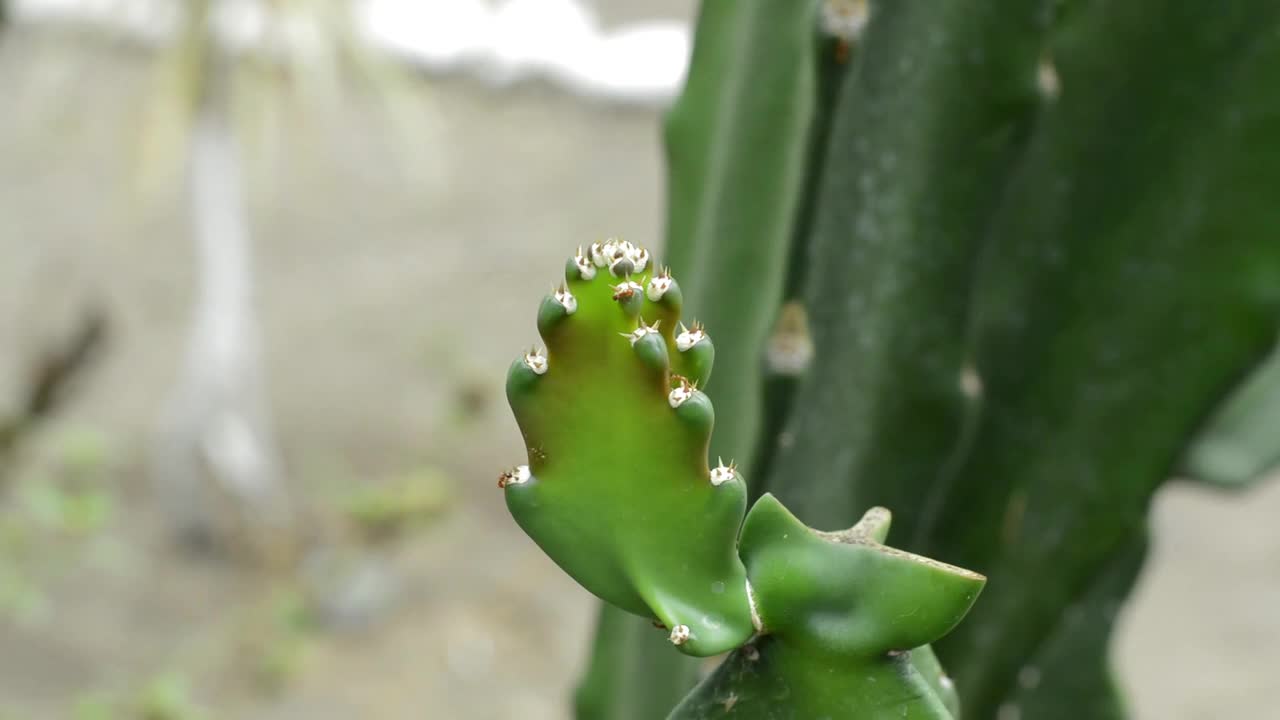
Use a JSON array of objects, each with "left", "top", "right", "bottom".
[
  {"left": 498, "top": 464, "right": 531, "bottom": 488},
  {"left": 553, "top": 283, "right": 578, "bottom": 313},
  {"left": 745, "top": 578, "right": 764, "bottom": 632},
  {"left": 523, "top": 347, "right": 548, "bottom": 375},
  {"left": 621, "top": 319, "right": 662, "bottom": 346},
  {"left": 646, "top": 268, "right": 673, "bottom": 301},
  {"left": 710, "top": 458, "right": 737, "bottom": 487},
  {"left": 676, "top": 321, "right": 707, "bottom": 352},
  {"left": 668, "top": 624, "right": 691, "bottom": 646},
  {"left": 573, "top": 246, "right": 597, "bottom": 280}
]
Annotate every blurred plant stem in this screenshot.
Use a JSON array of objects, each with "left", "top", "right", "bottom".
[{"left": 152, "top": 0, "right": 294, "bottom": 554}]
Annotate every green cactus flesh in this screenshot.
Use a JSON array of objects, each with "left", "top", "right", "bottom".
[
  {"left": 504, "top": 241, "right": 754, "bottom": 657},
  {"left": 670, "top": 495, "right": 984, "bottom": 719}
]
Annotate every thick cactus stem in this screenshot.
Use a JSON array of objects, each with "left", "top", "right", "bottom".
[{"left": 503, "top": 243, "right": 752, "bottom": 657}]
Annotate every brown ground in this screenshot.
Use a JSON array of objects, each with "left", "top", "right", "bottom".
[{"left": 0, "top": 19, "right": 1277, "bottom": 720}]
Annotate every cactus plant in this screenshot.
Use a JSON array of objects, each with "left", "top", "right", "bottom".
[
  {"left": 563, "top": 0, "right": 1280, "bottom": 718},
  {"left": 503, "top": 240, "right": 986, "bottom": 717}
]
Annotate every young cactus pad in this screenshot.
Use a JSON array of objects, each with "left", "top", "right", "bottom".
[
  {"left": 503, "top": 241, "right": 752, "bottom": 656},
  {"left": 671, "top": 495, "right": 986, "bottom": 719}
]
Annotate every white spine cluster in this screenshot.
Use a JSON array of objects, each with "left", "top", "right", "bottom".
[
  {"left": 612, "top": 280, "right": 643, "bottom": 301},
  {"left": 668, "top": 380, "right": 694, "bottom": 408},
  {"left": 554, "top": 283, "right": 578, "bottom": 314},
  {"left": 523, "top": 348, "right": 548, "bottom": 375},
  {"left": 573, "top": 246, "right": 597, "bottom": 280},
  {"left": 498, "top": 464, "right": 531, "bottom": 488},
  {"left": 668, "top": 624, "right": 691, "bottom": 646},
  {"left": 676, "top": 321, "right": 707, "bottom": 352},
  {"left": 623, "top": 320, "right": 661, "bottom": 346},
  {"left": 709, "top": 458, "right": 737, "bottom": 487},
  {"left": 646, "top": 269, "right": 673, "bottom": 301}
]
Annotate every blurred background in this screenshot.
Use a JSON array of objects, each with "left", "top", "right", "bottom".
[{"left": 0, "top": 1, "right": 1276, "bottom": 718}]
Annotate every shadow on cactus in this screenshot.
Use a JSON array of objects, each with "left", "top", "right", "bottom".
[{"left": 502, "top": 241, "right": 985, "bottom": 717}]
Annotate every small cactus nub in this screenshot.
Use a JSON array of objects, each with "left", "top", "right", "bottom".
[{"left": 523, "top": 347, "right": 549, "bottom": 375}]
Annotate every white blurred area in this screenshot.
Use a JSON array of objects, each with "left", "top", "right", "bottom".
[{"left": 9, "top": 0, "right": 692, "bottom": 105}]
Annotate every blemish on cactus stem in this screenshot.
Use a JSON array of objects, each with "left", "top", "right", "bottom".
[
  {"left": 623, "top": 320, "right": 662, "bottom": 346},
  {"left": 742, "top": 644, "right": 760, "bottom": 662},
  {"left": 676, "top": 321, "right": 707, "bottom": 352},
  {"left": 710, "top": 458, "right": 737, "bottom": 487},
  {"left": 1038, "top": 58, "right": 1060, "bottom": 100},
  {"left": 669, "top": 377, "right": 695, "bottom": 408},
  {"left": 573, "top": 246, "right": 597, "bottom": 280},
  {"left": 960, "top": 363, "right": 983, "bottom": 398},
  {"left": 821, "top": 0, "right": 870, "bottom": 42},
  {"left": 997, "top": 702, "right": 1022, "bottom": 720},
  {"left": 498, "top": 465, "right": 531, "bottom": 488},
  {"left": 745, "top": 579, "right": 763, "bottom": 632},
  {"left": 646, "top": 267, "right": 673, "bottom": 301},
  {"left": 554, "top": 283, "right": 577, "bottom": 314},
  {"left": 523, "top": 348, "right": 548, "bottom": 375},
  {"left": 668, "top": 624, "right": 691, "bottom": 646},
  {"left": 612, "top": 281, "right": 643, "bottom": 301},
  {"left": 766, "top": 301, "right": 814, "bottom": 375},
  {"left": 651, "top": 619, "right": 667, "bottom": 630}
]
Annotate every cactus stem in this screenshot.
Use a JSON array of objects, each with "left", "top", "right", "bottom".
[
  {"left": 498, "top": 464, "right": 531, "bottom": 488},
  {"left": 523, "top": 347, "right": 548, "bottom": 375},
  {"left": 553, "top": 283, "right": 578, "bottom": 314},
  {"left": 669, "top": 624, "right": 691, "bottom": 646}
]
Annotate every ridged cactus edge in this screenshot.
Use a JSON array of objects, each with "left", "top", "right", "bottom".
[{"left": 502, "top": 241, "right": 986, "bottom": 717}]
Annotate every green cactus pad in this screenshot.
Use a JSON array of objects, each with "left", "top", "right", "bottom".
[
  {"left": 504, "top": 241, "right": 755, "bottom": 656},
  {"left": 670, "top": 494, "right": 983, "bottom": 719}
]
